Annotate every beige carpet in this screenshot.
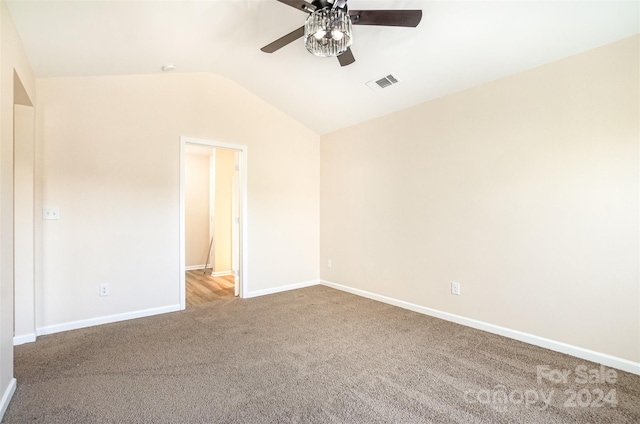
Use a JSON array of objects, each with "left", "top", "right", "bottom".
[{"left": 4, "top": 286, "right": 640, "bottom": 423}]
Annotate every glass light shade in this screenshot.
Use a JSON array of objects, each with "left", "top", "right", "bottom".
[{"left": 304, "top": 9, "right": 352, "bottom": 57}]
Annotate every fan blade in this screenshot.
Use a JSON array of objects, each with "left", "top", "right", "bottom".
[
  {"left": 349, "top": 10, "right": 423, "bottom": 27},
  {"left": 276, "top": 0, "right": 316, "bottom": 13},
  {"left": 337, "top": 48, "right": 355, "bottom": 67},
  {"left": 261, "top": 26, "right": 305, "bottom": 53}
]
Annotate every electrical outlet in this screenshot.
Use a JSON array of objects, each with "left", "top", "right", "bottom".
[
  {"left": 327, "top": 259, "right": 332, "bottom": 269},
  {"left": 99, "top": 284, "right": 110, "bottom": 297},
  {"left": 451, "top": 282, "right": 461, "bottom": 296}
]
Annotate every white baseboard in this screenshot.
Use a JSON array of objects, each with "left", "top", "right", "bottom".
[
  {"left": 320, "top": 280, "right": 640, "bottom": 376},
  {"left": 185, "top": 264, "right": 207, "bottom": 271},
  {"left": 36, "top": 304, "right": 181, "bottom": 337},
  {"left": 245, "top": 280, "right": 319, "bottom": 299},
  {"left": 0, "top": 378, "right": 16, "bottom": 422},
  {"left": 13, "top": 333, "right": 36, "bottom": 346},
  {"left": 184, "top": 266, "right": 233, "bottom": 277}
]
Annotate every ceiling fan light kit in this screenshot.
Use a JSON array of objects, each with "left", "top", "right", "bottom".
[
  {"left": 304, "top": 8, "right": 352, "bottom": 57},
  {"left": 262, "top": 0, "right": 422, "bottom": 67}
]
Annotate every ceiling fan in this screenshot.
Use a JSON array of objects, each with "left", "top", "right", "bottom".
[{"left": 261, "top": 0, "right": 422, "bottom": 66}]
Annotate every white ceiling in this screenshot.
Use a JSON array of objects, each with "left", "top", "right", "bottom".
[{"left": 6, "top": 0, "right": 639, "bottom": 135}]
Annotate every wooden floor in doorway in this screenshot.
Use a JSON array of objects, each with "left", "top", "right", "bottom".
[{"left": 186, "top": 269, "right": 235, "bottom": 307}]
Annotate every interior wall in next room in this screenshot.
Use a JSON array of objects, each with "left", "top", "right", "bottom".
[
  {"left": 213, "top": 149, "right": 235, "bottom": 275},
  {"left": 14, "top": 103, "right": 35, "bottom": 342},
  {"left": 185, "top": 151, "right": 211, "bottom": 268}
]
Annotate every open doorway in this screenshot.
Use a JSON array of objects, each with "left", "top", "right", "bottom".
[
  {"left": 184, "top": 145, "right": 236, "bottom": 306},
  {"left": 13, "top": 72, "right": 36, "bottom": 345},
  {"left": 179, "top": 137, "right": 247, "bottom": 309}
]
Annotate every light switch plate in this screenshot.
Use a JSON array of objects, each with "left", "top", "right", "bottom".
[{"left": 43, "top": 207, "right": 60, "bottom": 220}]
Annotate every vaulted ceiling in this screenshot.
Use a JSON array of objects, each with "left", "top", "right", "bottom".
[{"left": 6, "top": 0, "right": 639, "bottom": 134}]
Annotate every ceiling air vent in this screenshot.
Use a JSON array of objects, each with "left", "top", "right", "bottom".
[{"left": 366, "top": 74, "right": 401, "bottom": 92}]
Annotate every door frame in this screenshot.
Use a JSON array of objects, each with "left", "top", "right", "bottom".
[{"left": 179, "top": 136, "right": 248, "bottom": 308}]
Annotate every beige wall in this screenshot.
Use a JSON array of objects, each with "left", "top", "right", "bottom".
[
  {"left": 214, "top": 149, "right": 235, "bottom": 274},
  {"left": 36, "top": 72, "right": 320, "bottom": 329},
  {"left": 185, "top": 152, "right": 211, "bottom": 268},
  {"left": 14, "top": 104, "right": 35, "bottom": 340},
  {"left": 321, "top": 36, "right": 639, "bottom": 362},
  {"left": 0, "top": 0, "right": 36, "bottom": 414}
]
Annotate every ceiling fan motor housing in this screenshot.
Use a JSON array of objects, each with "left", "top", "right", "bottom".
[{"left": 304, "top": 8, "right": 353, "bottom": 57}]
